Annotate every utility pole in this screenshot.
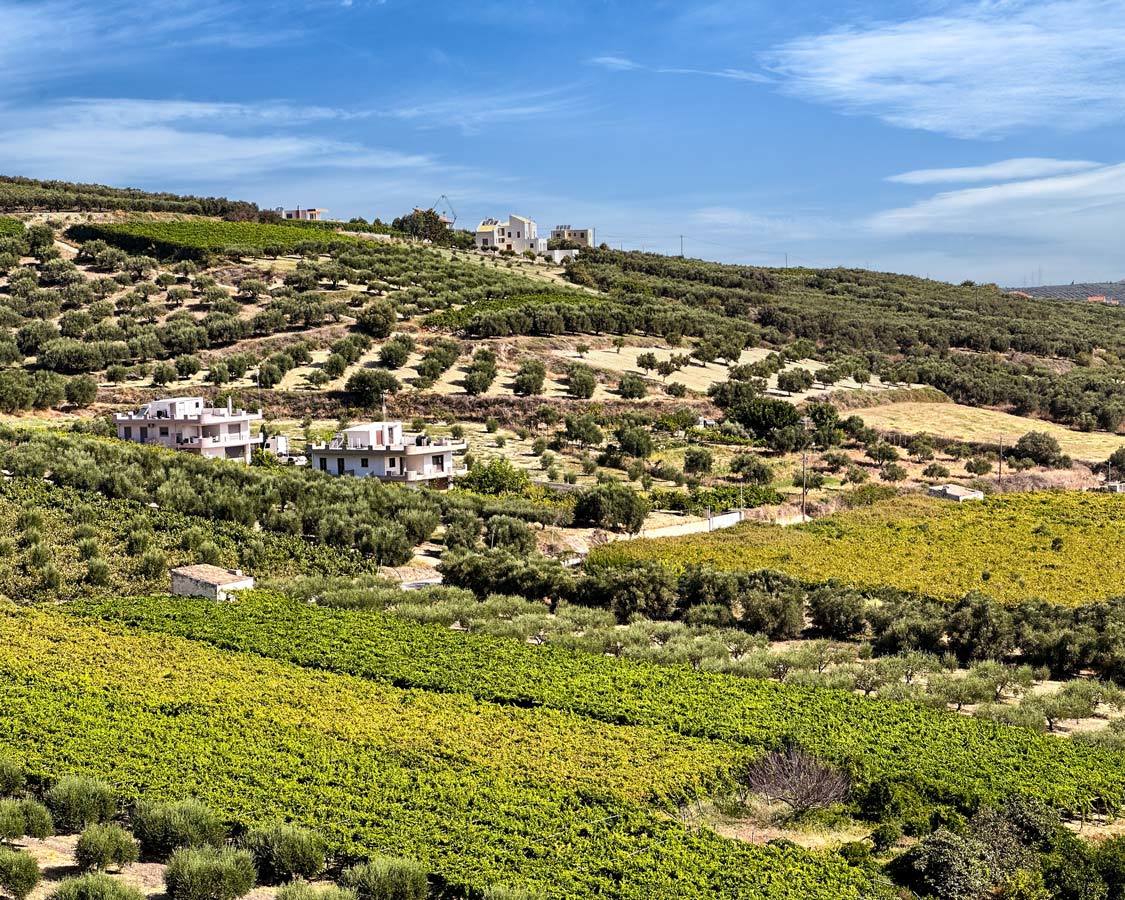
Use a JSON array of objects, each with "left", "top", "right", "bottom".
[
  {"left": 784, "top": 252, "right": 789, "bottom": 269},
  {"left": 997, "top": 436, "right": 1003, "bottom": 487},
  {"left": 680, "top": 235, "right": 684, "bottom": 258},
  {"left": 800, "top": 415, "right": 813, "bottom": 521}
]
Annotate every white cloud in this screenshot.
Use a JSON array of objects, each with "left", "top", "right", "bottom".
[
  {"left": 770, "top": 0, "right": 1125, "bottom": 138},
  {"left": 888, "top": 158, "right": 1103, "bottom": 185},
  {"left": 869, "top": 162, "right": 1125, "bottom": 242},
  {"left": 589, "top": 55, "right": 641, "bottom": 71},
  {"left": 383, "top": 89, "right": 584, "bottom": 134},
  {"left": 588, "top": 55, "right": 769, "bottom": 83},
  {"left": 0, "top": 99, "right": 439, "bottom": 183}
]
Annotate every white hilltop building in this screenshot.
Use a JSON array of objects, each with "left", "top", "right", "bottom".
[
  {"left": 309, "top": 421, "right": 467, "bottom": 488},
  {"left": 113, "top": 397, "right": 262, "bottom": 464},
  {"left": 474, "top": 213, "right": 548, "bottom": 254}
]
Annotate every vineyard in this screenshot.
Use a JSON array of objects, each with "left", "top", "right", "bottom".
[
  {"left": 592, "top": 492, "right": 1125, "bottom": 605},
  {"left": 0, "top": 604, "right": 887, "bottom": 900},
  {"left": 73, "top": 593, "right": 1125, "bottom": 817},
  {"left": 66, "top": 219, "right": 359, "bottom": 259}
]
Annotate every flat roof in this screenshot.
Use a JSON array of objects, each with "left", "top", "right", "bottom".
[{"left": 171, "top": 564, "right": 252, "bottom": 586}]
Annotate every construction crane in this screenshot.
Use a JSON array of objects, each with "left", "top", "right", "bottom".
[{"left": 432, "top": 194, "right": 457, "bottom": 227}]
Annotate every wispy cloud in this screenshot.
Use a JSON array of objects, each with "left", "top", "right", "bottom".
[
  {"left": 588, "top": 54, "right": 769, "bottom": 83},
  {"left": 383, "top": 89, "right": 584, "bottom": 134},
  {"left": 888, "top": 158, "right": 1103, "bottom": 185},
  {"left": 0, "top": 98, "right": 439, "bottom": 184},
  {"left": 869, "top": 162, "right": 1125, "bottom": 243},
  {"left": 769, "top": 0, "right": 1125, "bottom": 139}
]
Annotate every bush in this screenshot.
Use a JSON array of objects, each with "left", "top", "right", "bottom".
[
  {"left": 276, "top": 883, "right": 356, "bottom": 900},
  {"left": 683, "top": 447, "right": 713, "bottom": 475},
  {"left": 46, "top": 776, "right": 115, "bottom": 832},
  {"left": 485, "top": 516, "right": 536, "bottom": 554},
  {"left": 483, "top": 889, "right": 538, "bottom": 900},
  {"left": 870, "top": 822, "right": 903, "bottom": 853},
  {"left": 133, "top": 799, "right": 225, "bottom": 861},
  {"left": 341, "top": 857, "right": 428, "bottom": 900},
  {"left": 0, "top": 799, "right": 53, "bottom": 841},
  {"left": 75, "top": 824, "right": 139, "bottom": 872},
  {"left": 242, "top": 823, "right": 326, "bottom": 884},
  {"left": 0, "top": 758, "right": 25, "bottom": 797},
  {"left": 0, "top": 848, "right": 39, "bottom": 900},
  {"left": 164, "top": 848, "right": 256, "bottom": 900},
  {"left": 49, "top": 874, "right": 143, "bottom": 900}
]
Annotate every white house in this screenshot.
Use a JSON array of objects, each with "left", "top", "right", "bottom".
[
  {"left": 550, "top": 225, "right": 595, "bottom": 247},
  {"left": 276, "top": 207, "right": 327, "bottom": 221},
  {"left": 309, "top": 421, "right": 467, "bottom": 488},
  {"left": 171, "top": 564, "right": 255, "bottom": 602},
  {"left": 114, "top": 397, "right": 262, "bottom": 463},
  {"left": 475, "top": 214, "right": 548, "bottom": 254}
]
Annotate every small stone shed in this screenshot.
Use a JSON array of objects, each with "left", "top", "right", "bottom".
[{"left": 170, "top": 564, "right": 255, "bottom": 601}]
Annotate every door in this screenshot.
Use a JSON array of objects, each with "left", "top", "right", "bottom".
[{"left": 336, "top": 458, "right": 345, "bottom": 475}]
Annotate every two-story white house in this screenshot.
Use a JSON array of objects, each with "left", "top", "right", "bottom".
[
  {"left": 474, "top": 214, "right": 548, "bottom": 254},
  {"left": 309, "top": 421, "right": 466, "bottom": 488},
  {"left": 275, "top": 207, "right": 327, "bottom": 221},
  {"left": 550, "top": 225, "right": 595, "bottom": 247},
  {"left": 113, "top": 397, "right": 263, "bottom": 463}
]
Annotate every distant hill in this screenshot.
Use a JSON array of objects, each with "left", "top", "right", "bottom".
[
  {"left": 1007, "top": 280, "right": 1125, "bottom": 303},
  {"left": 0, "top": 174, "right": 259, "bottom": 217}
]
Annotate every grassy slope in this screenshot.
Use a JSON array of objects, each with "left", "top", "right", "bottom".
[
  {"left": 0, "top": 604, "right": 883, "bottom": 900},
  {"left": 592, "top": 492, "right": 1125, "bottom": 605}
]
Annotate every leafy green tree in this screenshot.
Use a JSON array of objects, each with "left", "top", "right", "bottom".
[
  {"left": 566, "top": 363, "right": 596, "bottom": 399},
  {"left": 346, "top": 370, "right": 399, "bottom": 408},
  {"left": 242, "top": 824, "right": 325, "bottom": 884},
  {"left": 617, "top": 373, "right": 647, "bottom": 399},
  {"left": 45, "top": 777, "right": 115, "bottom": 833},
  {"left": 512, "top": 359, "right": 546, "bottom": 396},
  {"left": 729, "top": 453, "right": 772, "bottom": 484},
  {"left": 573, "top": 483, "right": 650, "bottom": 533}
]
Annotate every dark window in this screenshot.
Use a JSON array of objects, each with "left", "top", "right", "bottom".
[
  {"left": 361, "top": 458, "right": 369, "bottom": 468},
  {"left": 319, "top": 457, "right": 327, "bottom": 471},
  {"left": 432, "top": 454, "right": 444, "bottom": 470},
  {"left": 123, "top": 427, "right": 132, "bottom": 439},
  {"left": 159, "top": 427, "right": 169, "bottom": 437},
  {"left": 336, "top": 458, "right": 345, "bottom": 475}
]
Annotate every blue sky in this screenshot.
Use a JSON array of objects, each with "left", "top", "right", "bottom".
[{"left": 4, "top": 0, "right": 1125, "bottom": 284}]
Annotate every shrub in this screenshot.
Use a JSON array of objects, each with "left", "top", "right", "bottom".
[
  {"left": 0, "top": 799, "right": 53, "bottom": 841},
  {"left": 164, "top": 848, "right": 256, "bottom": 900},
  {"left": 0, "top": 848, "right": 39, "bottom": 900},
  {"left": 683, "top": 447, "right": 713, "bottom": 475},
  {"left": 341, "top": 857, "right": 428, "bottom": 900},
  {"left": 483, "top": 889, "right": 538, "bottom": 900},
  {"left": 565, "top": 364, "right": 596, "bottom": 399},
  {"left": 133, "top": 799, "right": 225, "bottom": 861},
  {"left": 49, "top": 874, "right": 144, "bottom": 900},
  {"left": 0, "top": 758, "right": 25, "bottom": 797},
  {"left": 870, "top": 822, "right": 903, "bottom": 853},
  {"left": 75, "top": 824, "right": 139, "bottom": 872},
  {"left": 276, "top": 883, "right": 356, "bottom": 900},
  {"left": 46, "top": 776, "right": 115, "bottom": 832},
  {"left": 242, "top": 823, "right": 326, "bottom": 884}
]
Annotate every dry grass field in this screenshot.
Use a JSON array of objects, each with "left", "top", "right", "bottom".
[{"left": 860, "top": 401, "right": 1125, "bottom": 461}]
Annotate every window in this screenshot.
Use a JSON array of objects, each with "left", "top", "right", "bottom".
[
  {"left": 319, "top": 458, "right": 327, "bottom": 471},
  {"left": 388, "top": 457, "right": 396, "bottom": 468},
  {"left": 158, "top": 427, "right": 169, "bottom": 437},
  {"left": 432, "top": 454, "right": 444, "bottom": 471},
  {"left": 361, "top": 458, "right": 369, "bottom": 468},
  {"left": 123, "top": 427, "right": 132, "bottom": 439},
  {"left": 139, "top": 427, "right": 148, "bottom": 441}
]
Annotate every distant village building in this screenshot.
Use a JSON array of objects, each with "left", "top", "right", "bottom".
[
  {"left": 474, "top": 214, "right": 548, "bottom": 254},
  {"left": 171, "top": 564, "right": 255, "bottom": 602},
  {"left": 113, "top": 397, "right": 262, "bottom": 464},
  {"left": 309, "top": 421, "right": 467, "bottom": 488},
  {"left": 927, "top": 483, "right": 985, "bottom": 503},
  {"left": 276, "top": 207, "right": 327, "bottom": 221},
  {"left": 550, "top": 225, "right": 595, "bottom": 247},
  {"left": 1094, "top": 481, "right": 1125, "bottom": 494}
]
